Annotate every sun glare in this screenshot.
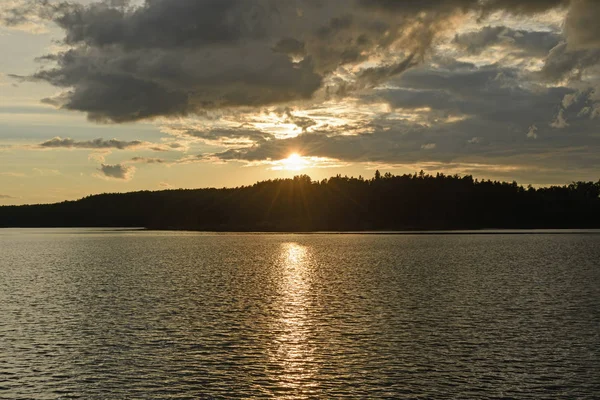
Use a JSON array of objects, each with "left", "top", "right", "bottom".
[{"left": 281, "top": 153, "right": 309, "bottom": 171}]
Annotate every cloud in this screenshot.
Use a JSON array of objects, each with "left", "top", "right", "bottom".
[
  {"left": 284, "top": 109, "right": 317, "bottom": 132},
  {"left": 40, "top": 137, "right": 143, "bottom": 149},
  {"left": 562, "top": 93, "right": 579, "bottom": 109},
  {"left": 0, "top": 194, "right": 15, "bottom": 199},
  {"left": 453, "top": 26, "right": 561, "bottom": 57},
  {"left": 380, "top": 62, "right": 570, "bottom": 126},
  {"left": 272, "top": 38, "right": 306, "bottom": 58},
  {"left": 200, "top": 59, "right": 600, "bottom": 174},
  {"left": 97, "top": 163, "right": 135, "bottom": 180},
  {"left": 166, "top": 126, "right": 274, "bottom": 146},
  {"left": 527, "top": 125, "right": 538, "bottom": 139},
  {"left": 88, "top": 151, "right": 110, "bottom": 163},
  {"left": 357, "top": 54, "right": 418, "bottom": 87},
  {"left": 5, "top": 1, "right": 326, "bottom": 122},
  {"left": 550, "top": 109, "right": 569, "bottom": 128},
  {"left": 538, "top": 42, "right": 600, "bottom": 82},
  {"left": 203, "top": 119, "right": 600, "bottom": 185},
  {"left": 203, "top": 120, "right": 441, "bottom": 165},
  {"left": 3, "top": 0, "right": 600, "bottom": 186},
  {"left": 129, "top": 157, "right": 165, "bottom": 164},
  {"left": 565, "top": 0, "right": 600, "bottom": 50},
  {"left": 359, "top": 0, "right": 568, "bottom": 15},
  {"left": 208, "top": 131, "right": 379, "bottom": 163},
  {"left": 37, "top": 136, "right": 179, "bottom": 152},
  {"left": 0, "top": 0, "right": 52, "bottom": 33},
  {"left": 33, "top": 45, "right": 322, "bottom": 122},
  {"left": 2, "top": 0, "right": 572, "bottom": 123}
]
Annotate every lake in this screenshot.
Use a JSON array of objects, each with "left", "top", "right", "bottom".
[{"left": 1, "top": 229, "right": 599, "bottom": 399}]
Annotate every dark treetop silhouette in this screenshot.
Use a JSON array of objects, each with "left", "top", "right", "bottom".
[{"left": 1, "top": 171, "right": 600, "bottom": 231}]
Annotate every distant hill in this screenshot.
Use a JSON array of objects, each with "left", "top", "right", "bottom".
[{"left": 1, "top": 172, "right": 600, "bottom": 231}]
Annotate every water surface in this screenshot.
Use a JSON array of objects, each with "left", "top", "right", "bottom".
[{"left": 1, "top": 229, "right": 599, "bottom": 398}]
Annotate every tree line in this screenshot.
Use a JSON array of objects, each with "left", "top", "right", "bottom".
[{"left": 1, "top": 171, "right": 600, "bottom": 231}]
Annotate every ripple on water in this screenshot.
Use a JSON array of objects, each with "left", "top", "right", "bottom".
[{"left": 1, "top": 230, "right": 599, "bottom": 398}]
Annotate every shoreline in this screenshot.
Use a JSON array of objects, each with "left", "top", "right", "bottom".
[{"left": 2, "top": 227, "right": 600, "bottom": 235}]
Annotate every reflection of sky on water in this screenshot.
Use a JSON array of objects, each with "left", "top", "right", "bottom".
[{"left": 269, "top": 242, "right": 318, "bottom": 398}]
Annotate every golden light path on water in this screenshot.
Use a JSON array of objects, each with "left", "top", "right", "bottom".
[{"left": 270, "top": 242, "right": 318, "bottom": 397}]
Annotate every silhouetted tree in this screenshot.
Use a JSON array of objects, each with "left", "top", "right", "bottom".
[{"left": 1, "top": 172, "right": 599, "bottom": 231}]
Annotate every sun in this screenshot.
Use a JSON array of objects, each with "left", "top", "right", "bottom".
[{"left": 281, "top": 153, "right": 309, "bottom": 171}]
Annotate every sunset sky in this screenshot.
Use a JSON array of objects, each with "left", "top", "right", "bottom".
[{"left": 1, "top": 0, "right": 600, "bottom": 204}]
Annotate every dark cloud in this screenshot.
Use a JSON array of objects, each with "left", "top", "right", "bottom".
[
  {"left": 358, "top": 0, "right": 478, "bottom": 12},
  {"left": 384, "top": 64, "right": 570, "bottom": 124},
  {"left": 205, "top": 125, "right": 462, "bottom": 164},
  {"left": 30, "top": 45, "right": 321, "bottom": 122},
  {"left": 39, "top": 136, "right": 144, "bottom": 149},
  {"left": 3, "top": 0, "right": 571, "bottom": 123},
  {"left": 3, "top": 0, "right": 273, "bottom": 46},
  {"left": 97, "top": 163, "right": 135, "bottom": 180},
  {"left": 538, "top": 42, "right": 600, "bottom": 82},
  {"left": 206, "top": 60, "right": 600, "bottom": 175},
  {"left": 208, "top": 112, "right": 600, "bottom": 177},
  {"left": 534, "top": 0, "right": 600, "bottom": 83},
  {"left": 359, "top": 0, "right": 567, "bottom": 15},
  {"left": 5, "top": 1, "right": 325, "bottom": 121},
  {"left": 37, "top": 136, "right": 181, "bottom": 152},
  {"left": 565, "top": 0, "right": 600, "bottom": 50},
  {"left": 357, "top": 54, "right": 418, "bottom": 86},
  {"left": 453, "top": 26, "right": 561, "bottom": 57},
  {"left": 272, "top": 38, "right": 306, "bottom": 58},
  {"left": 480, "top": 0, "right": 569, "bottom": 15},
  {"left": 0, "top": 194, "right": 15, "bottom": 199},
  {"left": 173, "top": 127, "right": 274, "bottom": 144},
  {"left": 285, "top": 109, "right": 317, "bottom": 132},
  {"left": 3, "top": 0, "right": 600, "bottom": 185}
]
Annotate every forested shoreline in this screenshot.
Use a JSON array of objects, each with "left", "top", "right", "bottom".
[{"left": 1, "top": 171, "right": 600, "bottom": 231}]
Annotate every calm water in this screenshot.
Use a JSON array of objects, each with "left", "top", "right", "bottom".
[{"left": 1, "top": 229, "right": 599, "bottom": 399}]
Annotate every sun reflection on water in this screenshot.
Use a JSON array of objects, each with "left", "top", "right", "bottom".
[{"left": 269, "top": 242, "right": 318, "bottom": 397}]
